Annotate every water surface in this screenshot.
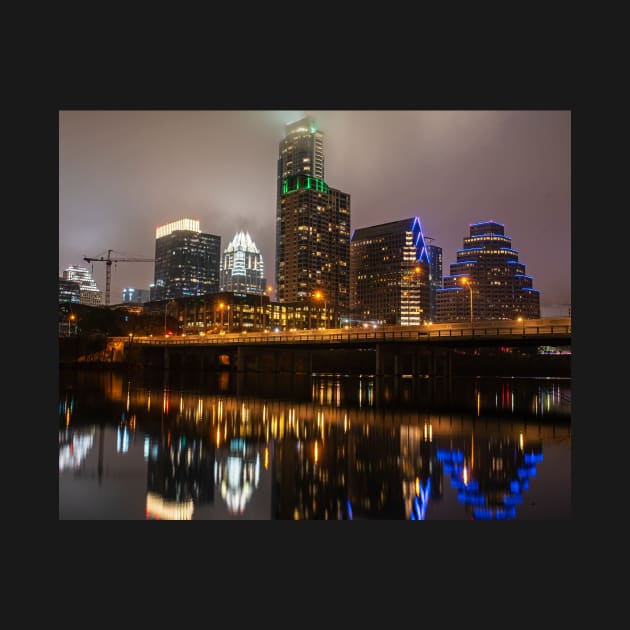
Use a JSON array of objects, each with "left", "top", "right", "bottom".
[{"left": 59, "top": 368, "right": 571, "bottom": 520}]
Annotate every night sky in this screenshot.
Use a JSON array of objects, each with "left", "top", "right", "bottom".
[{"left": 59, "top": 110, "right": 570, "bottom": 315}]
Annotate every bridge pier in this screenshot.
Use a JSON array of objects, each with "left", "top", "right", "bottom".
[{"left": 376, "top": 344, "right": 383, "bottom": 376}]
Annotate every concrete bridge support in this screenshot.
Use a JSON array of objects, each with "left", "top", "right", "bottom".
[{"left": 376, "top": 344, "right": 383, "bottom": 376}]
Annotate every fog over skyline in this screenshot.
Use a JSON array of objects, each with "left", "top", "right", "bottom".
[{"left": 59, "top": 110, "right": 571, "bottom": 314}]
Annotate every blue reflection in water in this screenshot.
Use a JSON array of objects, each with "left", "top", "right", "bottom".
[
  {"left": 440, "top": 439, "right": 545, "bottom": 520},
  {"left": 410, "top": 478, "right": 430, "bottom": 521}
]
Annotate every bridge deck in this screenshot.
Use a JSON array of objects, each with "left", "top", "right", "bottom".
[{"left": 125, "top": 318, "right": 571, "bottom": 348}]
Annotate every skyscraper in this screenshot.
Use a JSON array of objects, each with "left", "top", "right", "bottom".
[
  {"left": 220, "top": 230, "right": 265, "bottom": 294},
  {"left": 436, "top": 220, "right": 540, "bottom": 322},
  {"left": 63, "top": 265, "right": 102, "bottom": 306},
  {"left": 275, "top": 117, "right": 351, "bottom": 326},
  {"left": 152, "top": 218, "right": 221, "bottom": 301},
  {"left": 425, "top": 239, "right": 443, "bottom": 323},
  {"left": 350, "top": 217, "right": 431, "bottom": 326},
  {"left": 277, "top": 116, "right": 324, "bottom": 188}
]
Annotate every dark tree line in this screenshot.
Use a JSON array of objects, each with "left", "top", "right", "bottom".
[{"left": 58, "top": 303, "right": 174, "bottom": 338}]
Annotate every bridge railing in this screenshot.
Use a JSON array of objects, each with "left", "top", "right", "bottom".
[{"left": 123, "top": 319, "right": 571, "bottom": 347}]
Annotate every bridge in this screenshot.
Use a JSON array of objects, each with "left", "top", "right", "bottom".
[
  {"left": 129, "top": 317, "right": 571, "bottom": 349},
  {"left": 121, "top": 318, "right": 571, "bottom": 377}
]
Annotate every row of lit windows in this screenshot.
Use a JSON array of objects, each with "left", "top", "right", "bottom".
[{"left": 464, "top": 236, "right": 510, "bottom": 242}]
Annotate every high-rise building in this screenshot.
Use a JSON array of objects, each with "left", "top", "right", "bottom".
[
  {"left": 350, "top": 217, "right": 431, "bottom": 326},
  {"left": 122, "top": 287, "right": 151, "bottom": 304},
  {"left": 220, "top": 231, "right": 265, "bottom": 294},
  {"left": 425, "top": 239, "right": 443, "bottom": 323},
  {"left": 152, "top": 218, "right": 221, "bottom": 301},
  {"left": 59, "top": 278, "right": 81, "bottom": 304},
  {"left": 275, "top": 117, "right": 351, "bottom": 326},
  {"left": 436, "top": 220, "right": 540, "bottom": 322},
  {"left": 63, "top": 265, "right": 102, "bottom": 306},
  {"left": 277, "top": 116, "right": 324, "bottom": 190}
]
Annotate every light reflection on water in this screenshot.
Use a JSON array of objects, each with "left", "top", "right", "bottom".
[{"left": 59, "top": 369, "right": 571, "bottom": 520}]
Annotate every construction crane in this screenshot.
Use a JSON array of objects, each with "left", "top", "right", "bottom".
[{"left": 83, "top": 249, "right": 154, "bottom": 306}]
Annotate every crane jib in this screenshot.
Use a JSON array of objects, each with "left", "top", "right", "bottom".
[{"left": 82, "top": 250, "right": 154, "bottom": 305}]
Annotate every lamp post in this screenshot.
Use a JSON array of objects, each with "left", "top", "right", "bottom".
[
  {"left": 313, "top": 290, "right": 326, "bottom": 329},
  {"left": 517, "top": 316, "right": 525, "bottom": 336},
  {"left": 218, "top": 302, "right": 225, "bottom": 332},
  {"left": 460, "top": 277, "right": 473, "bottom": 323},
  {"left": 68, "top": 313, "right": 76, "bottom": 336},
  {"left": 260, "top": 285, "right": 273, "bottom": 331}
]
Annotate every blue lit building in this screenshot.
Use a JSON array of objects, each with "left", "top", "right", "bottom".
[
  {"left": 436, "top": 220, "right": 540, "bottom": 322},
  {"left": 350, "top": 217, "right": 431, "bottom": 325}
]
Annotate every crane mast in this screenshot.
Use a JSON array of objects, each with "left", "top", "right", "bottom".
[{"left": 83, "top": 249, "right": 154, "bottom": 305}]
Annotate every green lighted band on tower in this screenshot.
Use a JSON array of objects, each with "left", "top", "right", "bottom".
[{"left": 282, "top": 176, "right": 328, "bottom": 195}]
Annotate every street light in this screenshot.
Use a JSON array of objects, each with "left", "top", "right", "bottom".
[
  {"left": 313, "top": 290, "right": 326, "bottom": 329},
  {"left": 517, "top": 316, "right": 525, "bottom": 335},
  {"left": 218, "top": 302, "right": 225, "bottom": 331},
  {"left": 460, "top": 277, "right": 473, "bottom": 323},
  {"left": 68, "top": 313, "right": 76, "bottom": 336}
]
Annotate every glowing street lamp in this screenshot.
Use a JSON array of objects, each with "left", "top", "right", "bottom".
[
  {"left": 460, "top": 277, "right": 473, "bottom": 323},
  {"left": 218, "top": 302, "right": 225, "bottom": 331},
  {"left": 313, "top": 290, "right": 326, "bottom": 329},
  {"left": 68, "top": 313, "right": 76, "bottom": 336},
  {"left": 517, "top": 316, "right": 525, "bottom": 335}
]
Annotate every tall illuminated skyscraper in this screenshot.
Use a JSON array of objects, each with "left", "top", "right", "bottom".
[
  {"left": 277, "top": 116, "right": 324, "bottom": 189},
  {"left": 152, "top": 218, "right": 221, "bottom": 301},
  {"left": 220, "top": 230, "right": 265, "bottom": 294},
  {"left": 275, "top": 117, "right": 351, "bottom": 325}
]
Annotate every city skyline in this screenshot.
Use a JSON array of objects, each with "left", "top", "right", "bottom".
[{"left": 59, "top": 110, "right": 570, "bottom": 314}]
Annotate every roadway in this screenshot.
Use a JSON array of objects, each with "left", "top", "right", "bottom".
[{"left": 124, "top": 317, "right": 571, "bottom": 349}]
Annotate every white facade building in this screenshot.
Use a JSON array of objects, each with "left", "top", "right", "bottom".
[
  {"left": 63, "top": 265, "right": 102, "bottom": 306},
  {"left": 220, "top": 231, "right": 265, "bottom": 294}
]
